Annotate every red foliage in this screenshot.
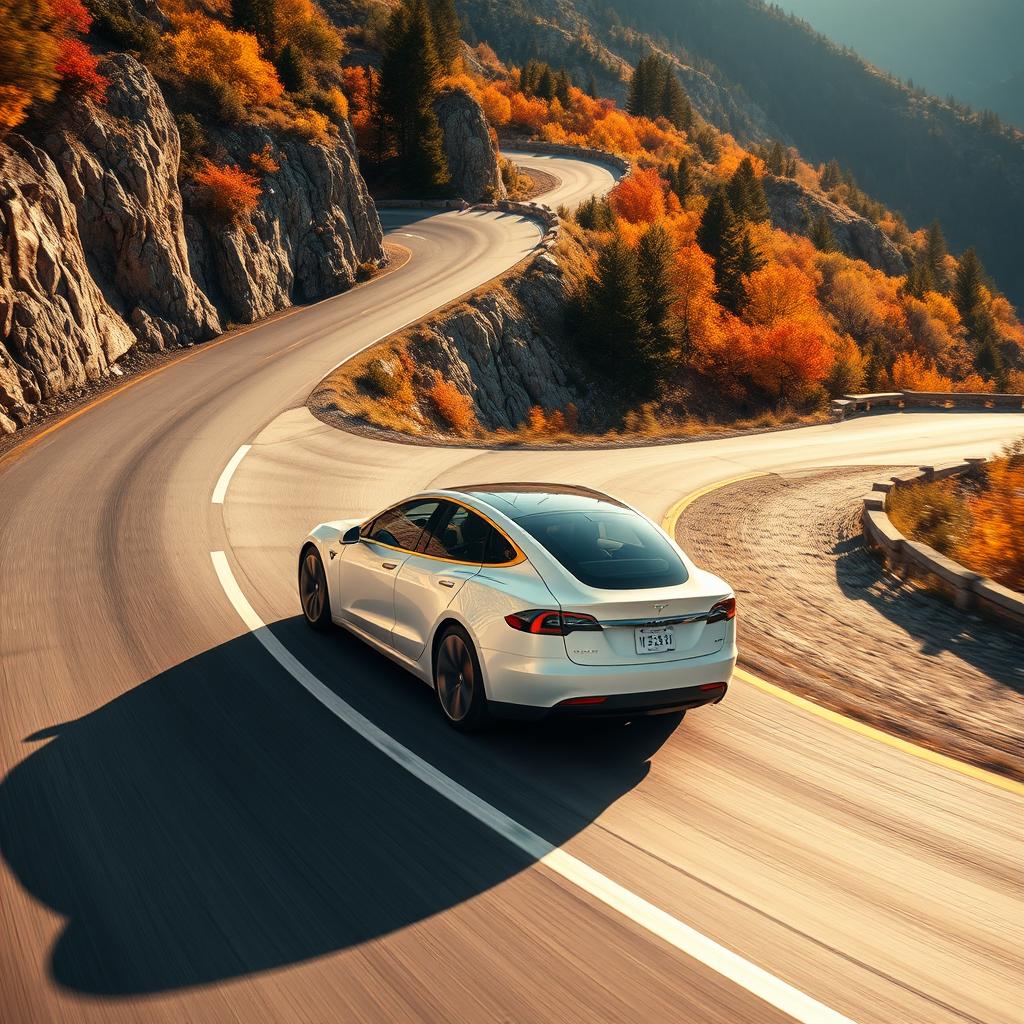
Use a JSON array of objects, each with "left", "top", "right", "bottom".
[
  {"left": 55, "top": 39, "right": 109, "bottom": 102},
  {"left": 608, "top": 167, "right": 666, "bottom": 225},
  {"left": 49, "top": 0, "right": 92, "bottom": 34},
  {"left": 193, "top": 158, "right": 262, "bottom": 226}
]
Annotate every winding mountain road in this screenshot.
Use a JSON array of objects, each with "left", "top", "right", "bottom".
[{"left": 1, "top": 152, "right": 1022, "bottom": 1024}]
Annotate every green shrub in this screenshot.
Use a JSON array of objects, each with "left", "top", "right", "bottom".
[{"left": 361, "top": 357, "right": 401, "bottom": 399}]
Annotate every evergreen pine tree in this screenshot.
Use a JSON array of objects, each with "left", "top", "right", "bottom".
[
  {"left": 381, "top": 0, "right": 450, "bottom": 191},
  {"left": 428, "top": 0, "right": 461, "bottom": 70},
  {"left": 819, "top": 159, "right": 842, "bottom": 190},
  {"left": 276, "top": 42, "right": 309, "bottom": 93},
  {"left": 954, "top": 247, "right": 997, "bottom": 349},
  {"left": 727, "top": 157, "right": 769, "bottom": 223},
  {"left": 697, "top": 187, "right": 747, "bottom": 313},
  {"left": 626, "top": 56, "right": 650, "bottom": 117},
  {"left": 766, "top": 140, "right": 786, "bottom": 176},
  {"left": 536, "top": 65, "right": 556, "bottom": 101},
  {"left": 554, "top": 69, "right": 572, "bottom": 107},
  {"left": 904, "top": 258, "right": 933, "bottom": 299},
  {"left": 659, "top": 70, "right": 692, "bottom": 131},
  {"left": 809, "top": 214, "right": 837, "bottom": 252},
  {"left": 231, "top": 0, "right": 275, "bottom": 46},
  {"left": 669, "top": 156, "right": 691, "bottom": 202},
  {"left": 636, "top": 223, "right": 680, "bottom": 373},
  {"left": 738, "top": 229, "right": 765, "bottom": 277},
  {"left": 923, "top": 220, "right": 948, "bottom": 291},
  {"left": 974, "top": 335, "right": 1003, "bottom": 379},
  {"left": 578, "top": 234, "right": 653, "bottom": 393},
  {"left": 586, "top": 72, "right": 598, "bottom": 99}
]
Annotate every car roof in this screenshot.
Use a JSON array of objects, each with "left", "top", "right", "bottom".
[{"left": 445, "top": 482, "right": 629, "bottom": 521}]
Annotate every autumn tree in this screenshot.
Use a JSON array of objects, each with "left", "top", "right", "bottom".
[
  {"left": 609, "top": 167, "right": 666, "bottom": 225},
  {"left": 380, "top": 0, "right": 449, "bottom": 191},
  {"left": 696, "top": 187, "right": 747, "bottom": 313}
]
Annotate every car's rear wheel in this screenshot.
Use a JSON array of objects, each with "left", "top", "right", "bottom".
[
  {"left": 434, "top": 626, "right": 490, "bottom": 732},
  {"left": 299, "top": 546, "right": 331, "bottom": 631}
]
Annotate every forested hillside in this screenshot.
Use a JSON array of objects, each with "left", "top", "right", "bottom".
[{"left": 445, "top": 0, "right": 1024, "bottom": 311}]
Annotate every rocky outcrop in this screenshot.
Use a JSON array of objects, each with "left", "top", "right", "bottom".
[
  {"left": 434, "top": 88, "right": 506, "bottom": 203},
  {"left": 408, "top": 250, "right": 590, "bottom": 429},
  {"left": 0, "top": 54, "right": 385, "bottom": 432},
  {"left": 764, "top": 176, "right": 907, "bottom": 276},
  {"left": 0, "top": 139, "right": 136, "bottom": 432},
  {"left": 40, "top": 55, "right": 221, "bottom": 351},
  {"left": 186, "top": 117, "right": 385, "bottom": 323}
]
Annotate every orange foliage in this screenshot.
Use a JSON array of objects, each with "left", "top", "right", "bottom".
[
  {"left": 248, "top": 143, "right": 279, "bottom": 173},
  {"left": 479, "top": 84, "right": 511, "bottom": 127},
  {"left": 608, "top": 167, "right": 666, "bottom": 225},
  {"left": 427, "top": 372, "right": 477, "bottom": 435},
  {"left": 956, "top": 444, "right": 1024, "bottom": 590},
  {"left": 193, "top": 158, "right": 262, "bottom": 225},
  {"left": 49, "top": 0, "right": 92, "bottom": 34},
  {"left": 744, "top": 263, "right": 820, "bottom": 327},
  {"left": 54, "top": 39, "right": 108, "bottom": 102},
  {"left": 890, "top": 351, "right": 952, "bottom": 391},
  {"left": 167, "top": 14, "right": 283, "bottom": 106}
]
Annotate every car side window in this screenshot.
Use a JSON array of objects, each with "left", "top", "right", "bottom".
[
  {"left": 419, "top": 502, "right": 518, "bottom": 564},
  {"left": 362, "top": 500, "right": 440, "bottom": 551},
  {"left": 419, "top": 503, "right": 495, "bottom": 563}
]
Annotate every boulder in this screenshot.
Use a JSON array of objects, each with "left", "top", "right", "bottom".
[
  {"left": 434, "top": 88, "right": 506, "bottom": 203},
  {"left": 764, "top": 175, "right": 907, "bottom": 275}
]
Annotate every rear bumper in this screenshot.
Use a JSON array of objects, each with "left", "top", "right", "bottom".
[{"left": 481, "top": 644, "right": 736, "bottom": 718}]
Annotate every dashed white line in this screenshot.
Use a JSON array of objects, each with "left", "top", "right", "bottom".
[
  {"left": 210, "top": 548, "right": 858, "bottom": 1024},
  {"left": 211, "top": 444, "right": 251, "bottom": 505}
]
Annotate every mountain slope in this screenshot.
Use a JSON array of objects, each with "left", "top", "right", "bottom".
[{"left": 455, "top": 0, "right": 1024, "bottom": 309}]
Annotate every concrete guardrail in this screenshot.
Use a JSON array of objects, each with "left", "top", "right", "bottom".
[
  {"left": 861, "top": 458, "right": 1024, "bottom": 629},
  {"left": 833, "top": 390, "right": 1024, "bottom": 417}
]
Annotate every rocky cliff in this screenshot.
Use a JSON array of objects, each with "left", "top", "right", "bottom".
[
  {"left": 764, "top": 176, "right": 907, "bottom": 276},
  {"left": 407, "top": 248, "right": 591, "bottom": 429},
  {"left": 0, "top": 54, "right": 384, "bottom": 433},
  {"left": 0, "top": 139, "right": 137, "bottom": 433},
  {"left": 434, "top": 88, "right": 506, "bottom": 202}
]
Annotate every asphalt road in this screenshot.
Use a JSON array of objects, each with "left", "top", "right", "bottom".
[{"left": 1, "top": 151, "right": 1022, "bottom": 1024}]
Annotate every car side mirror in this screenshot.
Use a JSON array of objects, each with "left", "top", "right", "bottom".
[{"left": 342, "top": 526, "right": 361, "bottom": 545}]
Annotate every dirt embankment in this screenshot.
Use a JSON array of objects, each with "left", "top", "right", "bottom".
[{"left": 678, "top": 468, "right": 1024, "bottom": 779}]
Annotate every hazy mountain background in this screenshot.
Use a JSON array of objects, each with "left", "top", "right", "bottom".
[
  {"left": 456, "top": 0, "right": 1024, "bottom": 309},
  {"left": 776, "top": 0, "right": 1024, "bottom": 128}
]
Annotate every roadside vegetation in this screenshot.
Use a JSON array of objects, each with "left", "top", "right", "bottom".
[{"left": 887, "top": 440, "right": 1024, "bottom": 591}]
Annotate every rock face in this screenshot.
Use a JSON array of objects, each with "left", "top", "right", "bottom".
[
  {"left": 186, "top": 117, "right": 385, "bottom": 323},
  {"left": 0, "top": 139, "right": 136, "bottom": 432},
  {"left": 434, "top": 88, "right": 506, "bottom": 203},
  {"left": 40, "top": 55, "right": 221, "bottom": 351},
  {"left": 764, "top": 176, "right": 907, "bottom": 276},
  {"left": 409, "top": 251, "right": 589, "bottom": 429},
  {"left": 0, "top": 54, "right": 385, "bottom": 432}
]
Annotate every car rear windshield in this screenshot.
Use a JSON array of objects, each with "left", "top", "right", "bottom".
[{"left": 517, "top": 510, "right": 688, "bottom": 590}]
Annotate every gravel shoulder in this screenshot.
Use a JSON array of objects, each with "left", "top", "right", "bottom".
[{"left": 678, "top": 468, "right": 1024, "bottom": 779}]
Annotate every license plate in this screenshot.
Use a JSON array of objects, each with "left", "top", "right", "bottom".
[{"left": 635, "top": 625, "right": 675, "bottom": 655}]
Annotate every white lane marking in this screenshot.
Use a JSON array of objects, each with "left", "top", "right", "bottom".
[
  {"left": 211, "top": 549, "right": 858, "bottom": 1024},
  {"left": 211, "top": 445, "right": 252, "bottom": 505}
]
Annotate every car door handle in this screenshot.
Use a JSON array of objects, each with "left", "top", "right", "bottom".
[
  {"left": 382, "top": 562, "right": 399, "bottom": 570},
  {"left": 438, "top": 579, "right": 456, "bottom": 588}
]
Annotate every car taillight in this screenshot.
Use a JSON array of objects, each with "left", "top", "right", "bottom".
[
  {"left": 504, "top": 610, "right": 602, "bottom": 635},
  {"left": 707, "top": 597, "right": 736, "bottom": 623}
]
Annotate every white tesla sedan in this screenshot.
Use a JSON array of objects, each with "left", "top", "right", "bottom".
[{"left": 298, "top": 484, "right": 736, "bottom": 730}]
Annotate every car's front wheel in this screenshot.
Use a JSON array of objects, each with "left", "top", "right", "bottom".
[
  {"left": 434, "top": 625, "right": 490, "bottom": 732},
  {"left": 299, "top": 545, "right": 332, "bottom": 631}
]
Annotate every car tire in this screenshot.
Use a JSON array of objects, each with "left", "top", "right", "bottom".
[
  {"left": 298, "top": 545, "right": 332, "bottom": 631},
  {"left": 434, "top": 625, "right": 491, "bottom": 732}
]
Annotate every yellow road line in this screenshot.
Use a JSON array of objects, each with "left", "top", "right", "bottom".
[{"left": 663, "top": 474, "right": 1024, "bottom": 798}]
